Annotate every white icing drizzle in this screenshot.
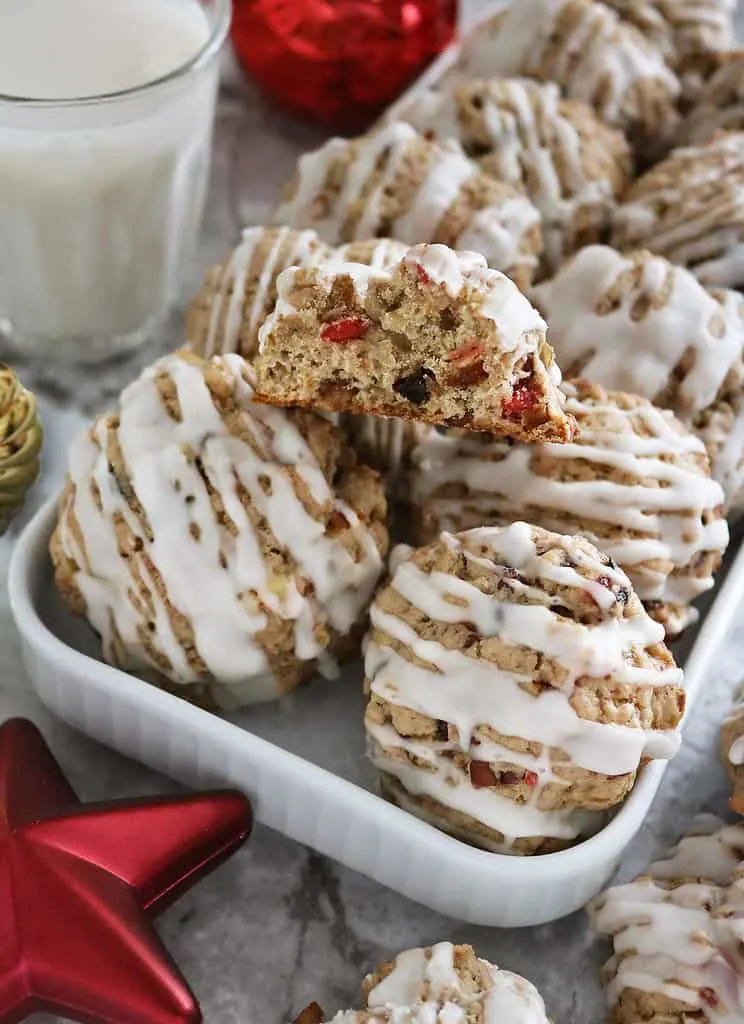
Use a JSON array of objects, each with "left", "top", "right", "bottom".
[
  {"left": 411, "top": 385, "right": 729, "bottom": 616},
  {"left": 363, "top": 943, "right": 550, "bottom": 1024},
  {"left": 272, "top": 121, "right": 541, "bottom": 275},
  {"left": 591, "top": 819, "right": 744, "bottom": 1021},
  {"left": 457, "top": 0, "right": 679, "bottom": 138},
  {"left": 334, "top": 239, "right": 410, "bottom": 271},
  {"left": 398, "top": 77, "right": 623, "bottom": 272},
  {"left": 612, "top": 134, "right": 744, "bottom": 288},
  {"left": 57, "top": 353, "right": 383, "bottom": 703},
  {"left": 200, "top": 227, "right": 329, "bottom": 358},
  {"left": 534, "top": 246, "right": 744, "bottom": 418},
  {"left": 365, "top": 525, "right": 682, "bottom": 846}
]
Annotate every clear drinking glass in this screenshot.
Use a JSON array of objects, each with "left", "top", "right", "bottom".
[{"left": 0, "top": 0, "right": 230, "bottom": 364}]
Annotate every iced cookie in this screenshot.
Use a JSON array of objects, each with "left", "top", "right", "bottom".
[
  {"left": 678, "top": 50, "right": 744, "bottom": 144},
  {"left": 254, "top": 243, "right": 572, "bottom": 443},
  {"left": 51, "top": 351, "right": 388, "bottom": 709},
  {"left": 455, "top": 0, "right": 680, "bottom": 158},
  {"left": 187, "top": 227, "right": 332, "bottom": 361},
  {"left": 612, "top": 132, "right": 744, "bottom": 288},
  {"left": 590, "top": 819, "right": 744, "bottom": 1023},
  {"left": 364, "top": 522, "right": 684, "bottom": 854},
  {"left": 396, "top": 77, "right": 632, "bottom": 274},
  {"left": 533, "top": 245, "right": 744, "bottom": 512},
  {"left": 272, "top": 120, "right": 543, "bottom": 291},
  {"left": 604, "top": 0, "right": 735, "bottom": 103},
  {"left": 410, "top": 379, "right": 729, "bottom": 637},
  {"left": 297, "top": 943, "right": 551, "bottom": 1023},
  {"left": 721, "top": 695, "right": 744, "bottom": 814}
]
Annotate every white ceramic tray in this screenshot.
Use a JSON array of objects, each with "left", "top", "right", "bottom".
[{"left": 9, "top": 495, "right": 744, "bottom": 926}]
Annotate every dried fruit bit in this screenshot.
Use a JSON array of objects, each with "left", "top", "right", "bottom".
[
  {"left": 414, "top": 262, "right": 432, "bottom": 285},
  {"left": 700, "top": 988, "right": 719, "bottom": 1009},
  {"left": 294, "top": 1003, "right": 325, "bottom": 1024},
  {"left": 469, "top": 760, "right": 499, "bottom": 788},
  {"left": 446, "top": 360, "right": 487, "bottom": 388},
  {"left": 446, "top": 340, "right": 484, "bottom": 363},
  {"left": 524, "top": 770, "right": 539, "bottom": 787},
  {"left": 320, "top": 316, "right": 369, "bottom": 343},
  {"left": 393, "top": 367, "right": 435, "bottom": 405},
  {"left": 502, "top": 382, "right": 538, "bottom": 420}
]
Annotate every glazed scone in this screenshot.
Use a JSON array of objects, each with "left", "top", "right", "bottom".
[
  {"left": 410, "top": 379, "right": 729, "bottom": 638},
  {"left": 721, "top": 695, "right": 744, "bottom": 814},
  {"left": 533, "top": 245, "right": 744, "bottom": 512},
  {"left": 254, "top": 244, "right": 573, "bottom": 443},
  {"left": 455, "top": 0, "right": 680, "bottom": 158},
  {"left": 678, "top": 50, "right": 744, "bottom": 144},
  {"left": 603, "top": 0, "right": 735, "bottom": 103},
  {"left": 395, "top": 77, "right": 632, "bottom": 275},
  {"left": 364, "top": 522, "right": 685, "bottom": 855},
  {"left": 590, "top": 820, "right": 744, "bottom": 1023},
  {"left": 50, "top": 351, "right": 388, "bottom": 709},
  {"left": 612, "top": 132, "right": 744, "bottom": 288},
  {"left": 342, "top": 415, "right": 428, "bottom": 495},
  {"left": 187, "top": 227, "right": 332, "bottom": 361},
  {"left": 271, "top": 120, "right": 543, "bottom": 291},
  {"left": 298, "top": 943, "right": 551, "bottom": 1023}
]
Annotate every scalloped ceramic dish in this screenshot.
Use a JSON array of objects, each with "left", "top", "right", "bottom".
[{"left": 9, "top": 496, "right": 744, "bottom": 926}]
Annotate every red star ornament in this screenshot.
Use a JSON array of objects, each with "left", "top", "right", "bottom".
[{"left": 0, "top": 717, "right": 253, "bottom": 1024}]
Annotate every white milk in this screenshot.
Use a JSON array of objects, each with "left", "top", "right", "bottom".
[{"left": 0, "top": 0, "right": 225, "bottom": 362}]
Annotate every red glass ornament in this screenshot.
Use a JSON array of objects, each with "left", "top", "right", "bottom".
[
  {"left": 231, "top": 0, "right": 458, "bottom": 130},
  {"left": 0, "top": 718, "right": 252, "bottom": 1024}
]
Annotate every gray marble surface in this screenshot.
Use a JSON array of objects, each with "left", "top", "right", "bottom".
[{"left": 3, "top": 10, "right": 744, "bottom": 1023}]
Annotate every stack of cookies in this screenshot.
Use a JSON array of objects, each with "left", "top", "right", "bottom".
[{"left": 52, "top": 0, "right": 744, "bottom": 869}]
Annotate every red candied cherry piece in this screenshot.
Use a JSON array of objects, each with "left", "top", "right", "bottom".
[
  {"left": 414, "top": 262, "right": 432, "bottom": 285},
  {"left": 524, "top": 770, "right": 539, "bottom": 787},
  {"left": 320, "top": 316, "right": 369, "bottom": 343},
  {"left": 699, "top": 988, "right": 719, "bottom": 1009},
  {"left": 502, "top": 382, "right": 538, "bottom": 420},
  {"left": 446, "top": 340, "right": 485, "bottom": 363}
]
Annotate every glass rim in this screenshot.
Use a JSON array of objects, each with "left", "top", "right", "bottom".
[{"left": 0, "top": 0, "right": 231, "bottom": 108}]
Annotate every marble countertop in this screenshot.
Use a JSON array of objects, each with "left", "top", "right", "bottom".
[{"left": 3, "top": 13, "right": 744, "bottom": 1023}]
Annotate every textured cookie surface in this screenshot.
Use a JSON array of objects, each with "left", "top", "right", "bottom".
[
  {"left": 533, "top": 245, "right": 744, "bottom": 511},
  {"left": 308, "top": 942, "right": 551, "bottom": 1023},
  {"left": 455, "top": 0, "right": 680, "bottom": 157},
  {"left": 51, "top": 351, "right": 388, "bottom": 709},
  {"left": 364, "top": 522, "right": 684, "bottom": 854},
  {"left": 255, "top": 243, "right": 572, "bottom": 443},
  {"left": 272, "top": 120, "right": 543, "bottom": 291},
  {"left": 612, "top": 132, "right": 744, "bottom": 287},
  {"left": 678, "top": 49, "right": 744, "bottom": 144},
  {"left": 590, "top": 819, "right": 744, "bottom": 1023},
  {"left": 411, "top": 379, "right": 729, "bottom": 637},
  {"left": 396, "top": 76, "right": 632, "bottom": 275}
]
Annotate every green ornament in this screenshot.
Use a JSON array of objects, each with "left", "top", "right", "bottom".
[{"left": 0, "top": 364, "right": 42, "bottom": 535}]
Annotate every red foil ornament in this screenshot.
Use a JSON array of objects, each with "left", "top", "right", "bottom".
[
  {"left": 0, "top": 717, "right": 253, "bottom": 1024},
  {"left": 231, "top": 0, "right": 458, "bottom": 130}
]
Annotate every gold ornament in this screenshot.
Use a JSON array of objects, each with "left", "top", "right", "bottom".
[{"left": 0, "top": 364, "right": 42, "bottom": 535}]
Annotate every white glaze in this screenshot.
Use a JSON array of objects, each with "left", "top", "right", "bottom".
[
  {"left": 458, "top": 0, "right": 679, "bottom": 136},
  {"left": 411, "top": 385, "right": 729, "bottom": 615},
  {"left": 724, "top": 695, "right": 744, "bottom": 765},
  {"left": 272, "top": 121, "right": 541, "bottom": 275},
  {"left": 591, "top": 818, "right": 744, "bottom": 1021},
  {"left": 364, "top": 943, "right": 550, "bottom": 1024},
  {"left": 612, "top": 134, "right": 744, "bottom": 287},
  {"left": 399, "top": 77, "right": 621, "bottom": 272},
  {"left": 365, "top": 524, "right": 682, "bottom": 846},
  {"left": 56, "top": 353, "right": 383, "bottom": 704}
]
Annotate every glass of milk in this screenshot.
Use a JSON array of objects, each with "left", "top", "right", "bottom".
[{"left": 0, "top": 0, "right": 230, "bottom": 364}]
